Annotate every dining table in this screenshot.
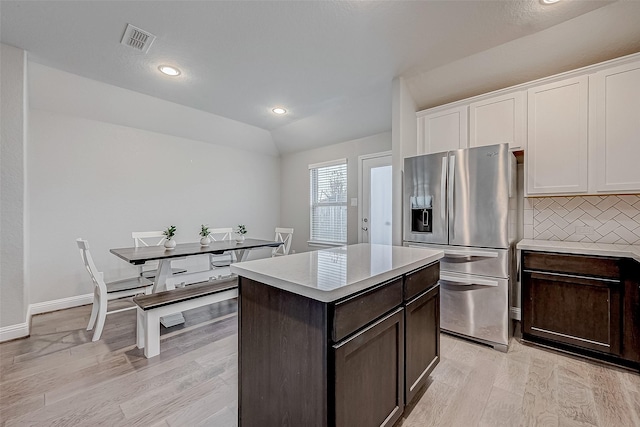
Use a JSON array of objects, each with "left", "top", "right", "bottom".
[{"left": 110, "top": 238, "right": 283, "bottom": 326}]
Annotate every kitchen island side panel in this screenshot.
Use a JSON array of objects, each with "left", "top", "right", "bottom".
[{"left": 239, "top": 277, "right": 328, "bottom": 427}]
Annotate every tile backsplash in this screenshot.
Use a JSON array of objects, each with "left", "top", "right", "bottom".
[{"left": 524, "top": 195, "right": 640, "bottom": 244}]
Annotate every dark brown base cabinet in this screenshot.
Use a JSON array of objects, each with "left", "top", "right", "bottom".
[
  {"left": 334, "top": 308, "right": 404, "bottom": 427},
  {"left": 623, "top": 258, "right": 640, "bottom": 364},
  {"left": 238, "top": 262, "right": 440, "bottom": 427},
  {"left": 404, "top": 280, "right": 440, "bottom": 404},
  {"left": 522, "top": 251, "right": 640, "bottom": 369}
]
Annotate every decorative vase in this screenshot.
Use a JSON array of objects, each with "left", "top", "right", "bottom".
[
  {"left": 200, "top": 236, "right": 211, "bottom": 246},
  {"left": 164, "top": 239, "right": 176, "bottom": 250},
  {"left": 236, "top": 234, "right": 245, "bottom": 243}
]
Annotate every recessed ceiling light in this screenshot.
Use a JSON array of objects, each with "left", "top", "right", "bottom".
[
  {"left": 158, "top": 65, "right": 181, "bottom": 76},
  {"left": 540, "top": 0, "right": 560, "bottom": 4},
  {"left": 272, "top": 107, "right": 287, "bottom": 115}
]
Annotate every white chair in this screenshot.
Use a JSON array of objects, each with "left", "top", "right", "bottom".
[
  {"left": 77, "top": 238, "right": 153, "bottom": 342},
  {"left": 208, "top": 227, "right": 234, "bottom": 278},
  {"left": 132, "top": 231, "right": 187, "bottom": 279},
  {"left": 272, "top": 227, "right": 294, "bottom": 257}
]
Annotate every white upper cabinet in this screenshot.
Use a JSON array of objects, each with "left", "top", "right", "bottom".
[
  {"left": 526, "top": 76, "right": 589, "bottom": 196},
  {"left": 590, "top": 60, "right": 640, "bottom": 193},
  {"left": 469, "top": 91, "right": 525, "bottom": 151},
  {"left": 417, "top": 106, "right": 467, "bottom": 154},
  {"left": 415, "top": 53, "right": 640, "bottom": 196}
]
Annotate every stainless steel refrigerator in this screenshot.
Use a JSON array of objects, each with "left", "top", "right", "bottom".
[{"left": 403, "top": 143, "right": 516, "bottom": 351}]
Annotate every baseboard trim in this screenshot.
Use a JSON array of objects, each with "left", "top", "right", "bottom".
[
  {"left": 0, "top": 294, "right": 93, "bottom": 342},
  {"left": 0, "top": 319, "right": 30, "bottom": 342},
  {"left": 510, "top": 307, "right": 522, "bottom": 321},
  {"left": 29, "top": 293, "right": 93, "bottom": 316}
]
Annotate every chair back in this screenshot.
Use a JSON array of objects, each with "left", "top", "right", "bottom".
[
  {"left": 165, "top": 270, "right": 221, "bottom": 288},
  {"left": 132, "top": 231, "right": 166, "bottom": 247},
  {"left": 272, "top": 227, "right": 294, "bottom": 257},
  {"left": 76, "top": 238, "right": 108, "bottom": 295},
  {"left": 208, "top": 227, "right": 233, "bottom": 241}
]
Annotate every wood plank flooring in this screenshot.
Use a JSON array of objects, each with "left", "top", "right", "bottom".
[{"left": 1, "top": 302, "right": 639, "bottom": 426}]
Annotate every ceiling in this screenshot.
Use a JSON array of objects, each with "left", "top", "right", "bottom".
[{"left": 2, "top": 0, "right": 638, "bottom": 154}]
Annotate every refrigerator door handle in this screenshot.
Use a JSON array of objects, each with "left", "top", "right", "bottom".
[
  {"left": 440, "top": 157, "right": 447, "bottom": 220},
  {"left": 440, "top": 274, "right": 499, "bottom": 287},
  {"left": 448, "top": 155, "right": 455, "bottom": 238},
  {"left": 443, "top": 249, "right": 499, "bottom": 259}
]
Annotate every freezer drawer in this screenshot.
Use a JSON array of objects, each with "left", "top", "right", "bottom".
[
  {"left": 405, "top": 243, "right": 510, "bottom": 279},
  {"left": 439, "top": 271, "right": 510, "bottom": 347}
]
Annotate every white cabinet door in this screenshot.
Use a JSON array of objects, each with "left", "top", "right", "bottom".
[
  {"left": 417, "top": 106, "right": 467, "bottom": 154},
  {"left": 526, "top": 76, "right": 589, "bottom": 196},
  {"left": 469, "top": 91, "right": 525, "bottom": 151},
  {"left": 591, "top": 60, "right": 640, "bottom": 193}
]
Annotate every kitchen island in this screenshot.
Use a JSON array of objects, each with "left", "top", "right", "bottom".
[{"left": 230, "top": 243, "right": 443, "bottom": 427}]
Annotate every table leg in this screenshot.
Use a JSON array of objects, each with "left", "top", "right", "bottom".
[
  {"left": 152, "top": 260, "right": 171, "bottom": 293},
  {"left": 234, "top": 249, "right": 248, "bottom": 262},
  {"left": 154, "top": 259, "right": 186, "bottom": 327}
]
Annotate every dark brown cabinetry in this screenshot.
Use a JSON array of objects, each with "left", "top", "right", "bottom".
[
  {"left": 404, "top": 282, "right": 439, "bottom": 404},
  {"left": 622, "top": 259, "right": 640, "bottom": 363},
  {"left": 334, "top": 309, "right": 404, "bottom": 427},
  {"left": 239, "top": 261, "right": 441, "bottom": 427},
  {"left": 522, "top": 251, "right": 639, "bottom": 369}
]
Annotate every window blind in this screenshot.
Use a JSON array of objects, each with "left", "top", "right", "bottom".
[{"left": 309, "top": 159, "right": 347, "bottom": 244}]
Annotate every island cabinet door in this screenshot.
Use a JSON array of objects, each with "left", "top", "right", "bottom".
[
  {"left": 405, "top": 283, "right": 440, "bottom": 404},
  {"left": 333, "top": 308, "right": 404, "bottom": 427}
]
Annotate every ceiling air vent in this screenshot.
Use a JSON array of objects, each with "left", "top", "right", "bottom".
[{"left": 120, "top": 24, "right": 156, "bottom": 53}]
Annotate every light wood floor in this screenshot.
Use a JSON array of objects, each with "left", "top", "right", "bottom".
[{"left": 1, "top": 302, "right": 639, "bottom": 427}]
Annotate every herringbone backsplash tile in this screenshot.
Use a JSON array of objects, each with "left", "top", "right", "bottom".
[{"left": 524, "top": 195, "right": 640, "bottom": 244}]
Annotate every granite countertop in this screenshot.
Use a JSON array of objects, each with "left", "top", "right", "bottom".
[
  {"left": 517, "top": 239, "right": 640, "bottom": 263},
  {"left": 229, "top": 243, "right": 444, "bottom": 302}
]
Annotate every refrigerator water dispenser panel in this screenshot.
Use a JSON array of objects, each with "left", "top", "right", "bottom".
[
  {"left": 410, "top": 195, "right": 433, "bottom": 233},
  {"left": 411, "top": 208, "right": 432, "bottom": 233}
]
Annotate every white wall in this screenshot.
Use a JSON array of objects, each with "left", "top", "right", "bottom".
[
  {"left": 391, "top": 77, "right": 417, "bottom": 246},
  {"left": 28, "top": 63, "right": 278, "bottom": 157},
  {"left": 406, "top": 1, "right": 640, "bottom": 111},
  {"left": 26, "top": 65, "right": 281, "bottom": 306},
  {"left": 280, "top": 132, "right": 391, "bottom": 254},
  {"left": 0, "top": 43, "right": 28, "bottom": 328}
]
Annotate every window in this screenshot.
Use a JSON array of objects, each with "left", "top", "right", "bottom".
[{"left": 309, "top": 159, "right": 348, "bottom": 244}]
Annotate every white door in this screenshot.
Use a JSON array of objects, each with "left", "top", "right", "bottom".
[{"left": 360, "top": 153, "right": 392, "bottom": 244}]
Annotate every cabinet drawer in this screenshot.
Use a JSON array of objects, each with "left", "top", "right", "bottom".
[
  {"left": 523, "top": 251, "right": 620, "bottom": 279},
  {"left": 404, "top": 262, "right": 439, "bottom": 301},
  {"left": 332, "top": 277, "right": 403, "bottom": 342}
]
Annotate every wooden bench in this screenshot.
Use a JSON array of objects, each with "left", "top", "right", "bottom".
[{"left": 133, "top": 273, "right": 238, "bottom": 358}]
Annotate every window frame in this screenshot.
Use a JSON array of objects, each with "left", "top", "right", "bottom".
[{"left": 308, "top": 158, "right": 348, "bottom": 246}]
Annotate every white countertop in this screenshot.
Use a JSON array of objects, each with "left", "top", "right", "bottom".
[
  {"left": 517, "top": 239, "right": 640, "bottom": 263},
  {"left": 230, "top": 243, "right": 444, "bottom": 302}
]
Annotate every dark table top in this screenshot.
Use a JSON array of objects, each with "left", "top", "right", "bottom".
[{"left": 110, "top": 238, "right": 282, "bottom": 265}]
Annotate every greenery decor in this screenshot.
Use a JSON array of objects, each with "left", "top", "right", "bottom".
[
  {"left": 199, "top": 224, "right": 210, "bottom": 238},
  {"left": 236, "top": 224, "right": 247, "bottom": 235},
  {"left": 163, "top": 225, "right": 177, "bottom": 240}
]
